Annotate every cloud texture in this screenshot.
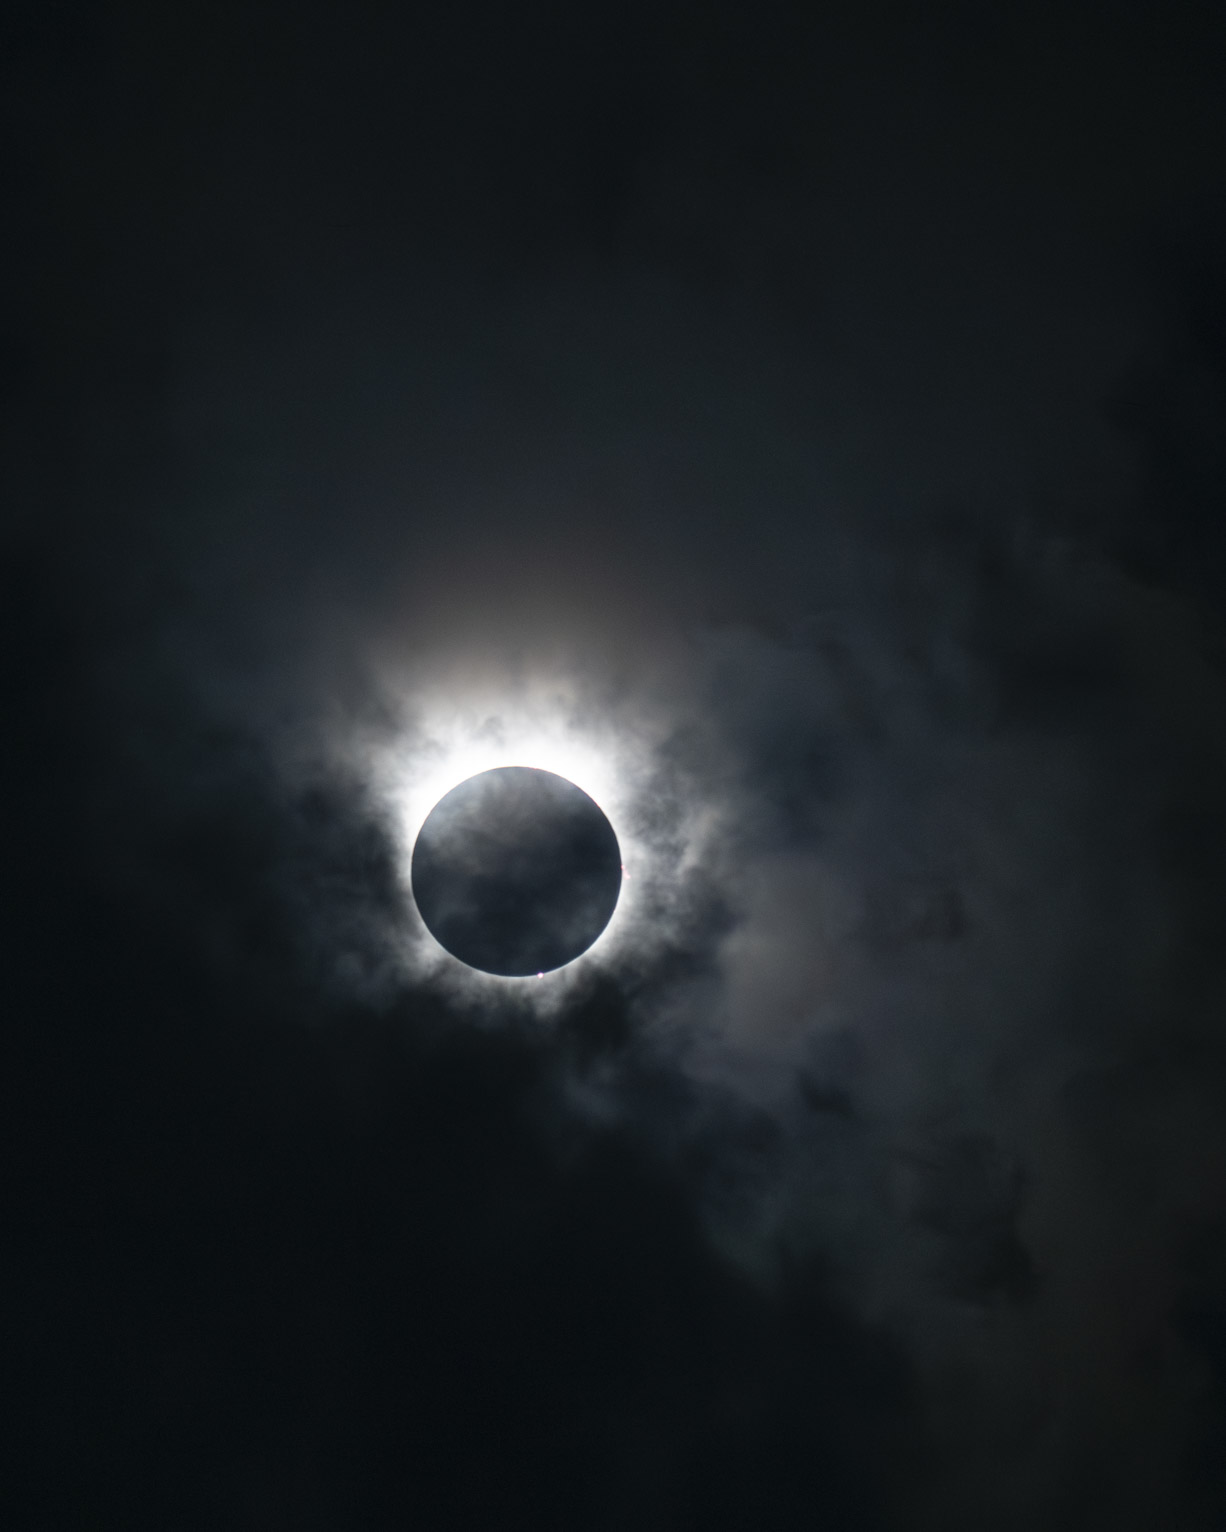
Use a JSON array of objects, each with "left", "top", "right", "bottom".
[{"left": 9, "top": 1, "right": 1226, "bottom": 1526}]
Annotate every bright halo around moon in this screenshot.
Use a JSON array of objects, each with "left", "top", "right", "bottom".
[{"left": 373, "top": 669, "right": 649, "bottom": 983}]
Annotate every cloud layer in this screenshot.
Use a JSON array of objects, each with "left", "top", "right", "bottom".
[{"left": 9, "top": 1, "right": 1226, "bottom": 1524}]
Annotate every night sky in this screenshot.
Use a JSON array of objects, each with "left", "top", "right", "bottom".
[{"left": 8, "top": 2, "right": 1226, "bottom": 1528}]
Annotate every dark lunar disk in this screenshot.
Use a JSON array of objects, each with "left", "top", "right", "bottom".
[{"left": 411, "top": 766, "right": 622, "bottom": 976}]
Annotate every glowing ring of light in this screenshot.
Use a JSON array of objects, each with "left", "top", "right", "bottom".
[{"left": 373, "top": 672, "right": 644, "bottom": 982}]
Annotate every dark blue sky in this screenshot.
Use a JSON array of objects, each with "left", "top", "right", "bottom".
[{"left": 6, "top": 2, "right": 1226, "bottom": 1527}]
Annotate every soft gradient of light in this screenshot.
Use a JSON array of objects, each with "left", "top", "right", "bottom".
[{"left": 373, "top": 663, "right": 656, "bottom": 986}]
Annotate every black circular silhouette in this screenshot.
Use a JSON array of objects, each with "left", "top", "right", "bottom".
[{"left": 411, "top": 766, "right": 622, "bottom": 975}]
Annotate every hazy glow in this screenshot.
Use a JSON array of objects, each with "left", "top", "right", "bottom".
[
  {"left": 374, "top": 666, "right": 650, "bottom": 984},
  {"left": 392, "top": 703, "right": 621, "bottom": 842}
]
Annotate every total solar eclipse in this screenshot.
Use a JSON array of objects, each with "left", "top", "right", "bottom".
[{"left": 411, "top": 766, "right": 622, "bottom": 976}]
